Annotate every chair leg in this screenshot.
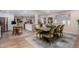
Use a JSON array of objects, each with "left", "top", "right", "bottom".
[
  {"left": 61, "top": 33, "right": 63, "bottom": 37},
  {"left": 39, "top": 34, "right": 41, "bottom": 39},
  {"left": 36, "top": 33, "right": 38, "bottom": 38},
  {"left": 60, "top": 32, "right": 63, "bottom": 37},
  {"left": 60, "top": 33, "right": 61, "bottom": 37}
]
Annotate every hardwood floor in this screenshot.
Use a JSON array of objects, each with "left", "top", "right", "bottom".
[
  {"left": 74, "top": 35, "right": 79, "bottom": 48},
  {"left": 0, "top": 30, "right": 79, "bottom": 48},
  {"left": 0, "top": 30, "right": 34, "bottom": 48}
]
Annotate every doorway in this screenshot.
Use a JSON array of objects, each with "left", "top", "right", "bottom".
[{"left": 0, "top": 17, "right": 8, "bottom": 32}]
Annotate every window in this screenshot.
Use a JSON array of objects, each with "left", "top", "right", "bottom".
[{"left": 54, "top": 14, "right": 71, "bottom": 26}]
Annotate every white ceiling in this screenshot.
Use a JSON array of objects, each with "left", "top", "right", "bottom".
[{"left": 0, "top": 10, "right": 71, "bottom": 16}]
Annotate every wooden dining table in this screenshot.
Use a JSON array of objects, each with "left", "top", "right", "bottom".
[
  {"left": 39, "top": 27, "right": 51, "bottom": 32},
  {"left": 12, "top": 25, "right": 23, "bottom": 35},
  {"left": 39, "top": 23, "right": 62, "bottom": 32}
]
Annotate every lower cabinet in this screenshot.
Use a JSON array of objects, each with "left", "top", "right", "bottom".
[{"left": 25, "top": 23, "right": 33, "bottom": 31}]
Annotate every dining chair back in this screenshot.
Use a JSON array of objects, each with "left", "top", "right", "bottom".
[{"left": 59, "top": 25, "right": 64, "bottom": 36}]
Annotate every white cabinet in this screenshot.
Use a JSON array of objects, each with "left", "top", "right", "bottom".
[{"left": 25, "top": 24, "right": 33, "bottom": 31}]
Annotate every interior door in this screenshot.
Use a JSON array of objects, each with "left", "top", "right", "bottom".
[
  {"left": 0, "top": 17, "right": 8, "bottom": 32},
  {"left": 5, "top": 17, "right": 8, "bottom": 31},
  {"left": 0, "top": 17, "right": 5, "bottom": 32}
]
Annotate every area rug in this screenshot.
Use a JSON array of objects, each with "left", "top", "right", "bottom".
[{"left": 25, "top": 33, "right": 77, "bottom": 48}]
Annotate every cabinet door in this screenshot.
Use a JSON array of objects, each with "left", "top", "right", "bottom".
[
  {"left": 0, "top": 17, "right": 5, "bottom": 32},
  {"left": 25, "top": 24, "right": 32, "bottom": 31},
  {"left": 5, "top": 17, "right": 8, "bottom": 31},
  {"left": 0, "top": 17, "right": 8, "bottom": 32}
]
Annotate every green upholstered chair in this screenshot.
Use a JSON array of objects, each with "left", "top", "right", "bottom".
[
  {"left": 59, "top": 25, "right": 64, "bottom": 37},
  {"left": 46, "top": 24, "right": 52, "bottom": 28},
  {"left": 40, "top": 25, "right": 55, "bottom": 37},
  {"left": 54, "top": 24, "right": 64, "bottom": 37},
  {"left": 34, "top": 24, "right": 41, "bottom": 38},
  {"left": 41, "top": 26, "right": 56, "bottom": 44},
  {"left": 54, "top": 25, "right": 61, "bottom": 38}
]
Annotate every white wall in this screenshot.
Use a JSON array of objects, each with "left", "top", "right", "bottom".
[
  {"left": 69, "top": 11, "right": 79, "bottom": 34},
  {"left": 0, "top": 11, "right": 79, "bottom": 34},
  {"left": 59, "top": 11, "right": 79, "bottom": 34},
  {"left": 0, "top": 13, "right": 14, "bottom": 31},
  {"left": 35, "top": 14, "right": 39, "bottom": 24},
  {"left": 8, "top": 15, "right": 14, "bottom": 31},
  {"left": 44, "top": 11, "right": 79, "bottom": 34}
]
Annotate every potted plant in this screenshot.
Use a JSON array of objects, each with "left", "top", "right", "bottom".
[
  {"left": 17, "top": 19, "right": 23, "bottom": 25},
  {"left": 48, "top": 17, "right": 53, "bottom": 25}
]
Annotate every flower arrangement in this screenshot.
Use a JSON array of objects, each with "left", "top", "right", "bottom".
[{"left": 48, "top": 17, "right": 53, "bottom": 24}]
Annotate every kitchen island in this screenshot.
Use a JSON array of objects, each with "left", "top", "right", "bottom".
[{"left": 25, "top": 23, "right": 33, "bottom": 31}]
